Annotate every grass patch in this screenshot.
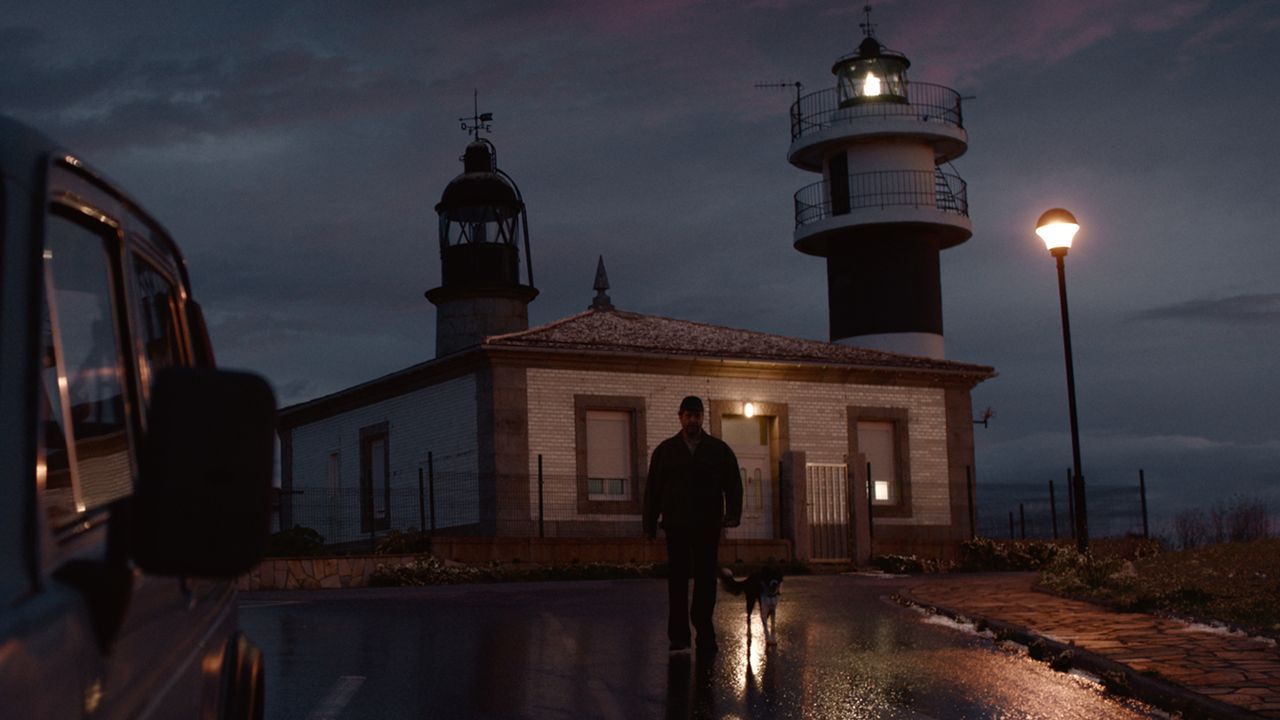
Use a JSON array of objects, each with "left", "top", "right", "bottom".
[
  {"left": 368, "top": 557, "right": 812, "bottom": 587},
  {"left": 369, "top": 557, "right": 664, "bottom": 586},
  {"left": 1038, "top": 539, "right": 1280, "bottom": 640}
]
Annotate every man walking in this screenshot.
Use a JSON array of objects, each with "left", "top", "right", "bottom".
[{"left": 643, "top": 396, "right": 743, "bottom": 657}]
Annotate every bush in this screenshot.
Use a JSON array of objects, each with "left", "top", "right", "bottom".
[
  {"left": 1173, "top": 497, "right": 1271, "bottom": 549},
  {"left": 266, "top": 525, "right": 326, "bottom": 557},
  {"left": 958, "top": 538, "right": 1067, "bottom": 571},
  {"left": 368, "top": 556, "right": 663, "bottom": 587},
  {"left": 871, "top": 554, "right": 952, "bottom": 574},
  {"left": 1038, "top": 550, "right": 1130, "bottom": 597},
  {"left": 374, "top": 528, "right": 433, "bottom": 555}
]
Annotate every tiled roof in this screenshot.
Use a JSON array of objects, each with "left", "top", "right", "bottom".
[{"left": 485, "top": 308, "right": 994, "bottom": 376}]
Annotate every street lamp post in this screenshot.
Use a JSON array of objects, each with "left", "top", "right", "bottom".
[{"left": 1036, "top": 208, "right": 1088, "bottom": 553}]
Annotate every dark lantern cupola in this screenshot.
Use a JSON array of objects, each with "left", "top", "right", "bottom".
[{"left": 426, "top": 102, "right": 537, "bottom": 357}]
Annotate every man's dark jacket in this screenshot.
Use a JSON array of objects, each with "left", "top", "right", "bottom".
[{"left": 642, "top": 432, "right": 743, "bottom": 537}]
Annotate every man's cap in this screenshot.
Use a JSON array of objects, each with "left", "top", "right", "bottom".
[{"left": 679, "top": 395, "right": 704, "bottom": 413}]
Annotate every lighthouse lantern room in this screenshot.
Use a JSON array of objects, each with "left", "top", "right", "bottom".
[{"left": 426, "top": 102, "right": 538, "bottom": 357}]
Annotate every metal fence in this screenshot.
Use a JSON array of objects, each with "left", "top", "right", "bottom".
[
  {"left": 975, "top": 477, "right": 1150, "bottom": 541},
  {"left": 279, "top": 471, "right": 667, "bottom": 548},
  {"left": 790, "top": 82, "right": 964, "bottom": 140},
  {"left": 794, "top": 169, "right": 968, "bottom": 228}
]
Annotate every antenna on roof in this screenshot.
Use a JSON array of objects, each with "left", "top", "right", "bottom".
[
  {"left": 460, "top": 89, "right": 494, "bottom": 140},
  {"left": 754, "top": 80, "right": 804, "bottom": 107}
]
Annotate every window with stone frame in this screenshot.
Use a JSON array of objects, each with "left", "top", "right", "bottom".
[
  {"left": 574, "top": 395, "right": 646, "bottom": 515},
  {"left": 848, "top": 407, "right": 912, "bottom": 518},
  {"left": 586, "top": 410, "right": 631, "bottom": 499},
  {"left": 359, "top": 423, "right": 390, "bottom": 533}
]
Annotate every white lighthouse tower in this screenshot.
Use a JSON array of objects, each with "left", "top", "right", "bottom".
[{"left": 790, "top": 9, "right": 970, "bottom": 358}]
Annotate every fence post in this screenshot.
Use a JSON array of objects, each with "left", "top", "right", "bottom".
[
  {"left": 1019, "top": 503, "right": 1026, "bottom": 539},
  {"left": 1066, "top": 468, "right": 1076, "bottom": 540},
  {"left": 966, "top": 465, "right": 976, "bottom": 539},
  {"left": 418, "top": 467, "right": 426, "bottom": 534},
  {"left": 538, "top": 454, "right": 545, "bottom": 539},
  {"left": 1139, "top": 468, "right": 1149, "bottom": 539},
  {"left": 1008, "top": 510, "right": 1015, "bottom": 539},
  {"left": 1049, "top": 479, "right": 1058, "bottom": 540},
  {"left": 428, "top": 452, "right": 436, "bottom": 533},
  {"left": 866, "top": 462, "right": 874, "bottom": 543}
]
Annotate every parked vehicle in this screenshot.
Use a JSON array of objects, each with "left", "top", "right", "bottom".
[{"left": 0, "top": 116, "right": 275, "bottom": 719}]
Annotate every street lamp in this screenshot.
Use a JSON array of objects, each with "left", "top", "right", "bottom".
[{"left": 1036, "top": 208, "right": 1089, "bottom": 553}]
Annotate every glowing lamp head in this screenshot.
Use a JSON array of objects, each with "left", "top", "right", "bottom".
[
  {"left": 833, "top": 35, "right": 910, "bottom": 107},
  {"left": 743, "top": 402, "right": 756, "bottom": 419},
  {"left": 1036, "top": 208, "right": 1079, "bottom": 256},
  {"left": 862, "top": 72, "right": 882, "bottom": 96}
]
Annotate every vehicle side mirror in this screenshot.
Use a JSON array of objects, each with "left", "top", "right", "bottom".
[{"left": 132, "top": 368, "right": 276, "bottom": 577}]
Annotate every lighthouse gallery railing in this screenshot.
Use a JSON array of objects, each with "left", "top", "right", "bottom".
[
  {"left": 794, "top": 169, "right": 968, "bottom": 228},
  {"left": 790, "top": 83, "right": 964, "bottom": 141}
]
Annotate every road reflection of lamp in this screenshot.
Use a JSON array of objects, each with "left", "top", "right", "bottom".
[
  {"left": 1036, "top": 208, "right": 1089, "bottom": 553},
  {"left": 743, "top": 402, "right": 756, "bottom": 418}
]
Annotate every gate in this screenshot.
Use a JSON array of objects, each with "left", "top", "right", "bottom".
[{"left": 806, "top": 463, "right": 849, "bottom": 561}]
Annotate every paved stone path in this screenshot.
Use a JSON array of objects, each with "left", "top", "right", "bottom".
[{"left": 902, "top": 573, "right": 1280, "bottom": 719}]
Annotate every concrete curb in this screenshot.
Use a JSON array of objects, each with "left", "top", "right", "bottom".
[{"left": 895, "top": 593, "right": 1267, "bottom": 720}]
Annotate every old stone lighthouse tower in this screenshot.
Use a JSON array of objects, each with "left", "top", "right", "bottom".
[
  {"left": 427, "top": 109, "right": 537, "bottom": 357},
  {"left": 789, "top": 13, "right": 970, "bottom": 358}
]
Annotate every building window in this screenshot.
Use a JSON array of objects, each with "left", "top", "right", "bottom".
[
  {"left": 586, "top": 410, "right": 631, "bottom": 500},
  {"left": 857, "top": 421, "right": 896, "bottom": 504},
  {"left": 848, "top": 406, "right": 911, "bottom": 518},
  {"left": 327, "top": 451, "right": 341, "bottom": 490},
  {"left": 574, "top": 395, "right": 646, "bottom": 515},
  {"left": 359, "top": 423, "right": 390, "bottom": 532}
]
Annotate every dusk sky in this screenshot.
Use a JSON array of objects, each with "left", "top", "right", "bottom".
[{"left": 6, "top": 0, "right": 1278, "bottom": 531}]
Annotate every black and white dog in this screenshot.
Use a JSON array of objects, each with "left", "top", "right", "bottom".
[{"left": 718, "top": 566, "right": 783, "bottom": 646}]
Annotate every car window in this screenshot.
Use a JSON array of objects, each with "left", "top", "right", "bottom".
[
  {"left": 41, "top": 211, "right": 134, "bottom": 524},
  {"left": 130, "top": 254, "right": 183, "bottom": 397}
]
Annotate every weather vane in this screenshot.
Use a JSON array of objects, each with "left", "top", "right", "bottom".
[
  {"left": 860, "top": 4, "right": 877, "bottom": 38},
  {"left": 460, "top": 89, "right": 493, "bottom": 140}
]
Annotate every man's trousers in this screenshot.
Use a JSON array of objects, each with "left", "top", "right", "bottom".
[{"left": 664, "top": 524, "right": 721, "bottom": 646}]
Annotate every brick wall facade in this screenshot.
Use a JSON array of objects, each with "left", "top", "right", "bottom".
[{"left": 524, "top": 367, "right": 960, "bottom": 540}]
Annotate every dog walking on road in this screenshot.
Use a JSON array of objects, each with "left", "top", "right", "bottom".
[{"left": 719, "top": 567, "right": 783, "bottom": 646}]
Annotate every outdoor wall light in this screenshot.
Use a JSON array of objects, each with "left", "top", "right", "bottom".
[{"left": 744, "top": 402, "right": 756, "bottom": 418}]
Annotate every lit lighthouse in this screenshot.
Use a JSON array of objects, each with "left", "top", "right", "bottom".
[{"left": 789, "top": 9, "right": 970, "bottom": 358}]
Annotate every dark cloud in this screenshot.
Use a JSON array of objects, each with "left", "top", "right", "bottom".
[
  {"left": 1132, "top": 293, "right": 1280, "bottom": 325},
  {"left": 4, "top": 32, "right": 423, "bottom": 151}
]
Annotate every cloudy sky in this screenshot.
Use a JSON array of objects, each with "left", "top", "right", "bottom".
[{"left": 6, "top": 0, "right": 1278, "bottom": 530}]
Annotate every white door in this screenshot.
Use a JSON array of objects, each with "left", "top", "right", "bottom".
[{"left": 732, "top": 446, "right": 773, "bottom": 539}]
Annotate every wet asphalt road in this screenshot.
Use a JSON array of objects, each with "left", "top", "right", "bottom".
[{"left": 239, "top": 574, "right": 1160, "bottom": 719}]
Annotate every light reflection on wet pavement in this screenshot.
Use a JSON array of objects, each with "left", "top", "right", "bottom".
[{"left": 240, "top": 574, "right": 1161, "bottom": 719}]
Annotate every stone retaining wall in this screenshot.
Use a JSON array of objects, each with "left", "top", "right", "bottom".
[{"left": 238, "top": 537, "right": 792, "bottom": 591}]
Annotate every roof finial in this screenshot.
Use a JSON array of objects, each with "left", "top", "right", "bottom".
[
  {"left": 460, "top": 89, "right": 494, "bottom": 140},
  {"left": 590, "top": 255, "right": 613, "bottom": 311},
  {"left": 860, "top": 4, "right": 877, "bottom": 38}
]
